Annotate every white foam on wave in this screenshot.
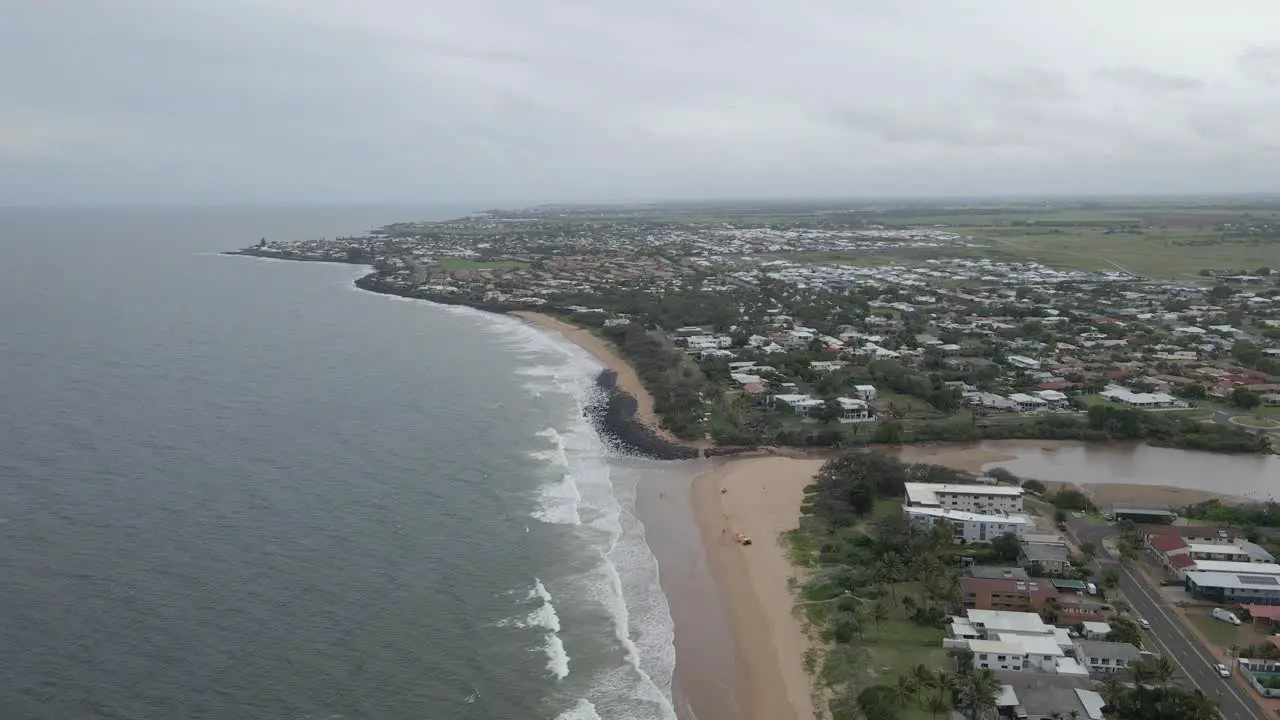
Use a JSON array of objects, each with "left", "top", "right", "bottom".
[
  {"left": 497, "top": 578, "right": 571, "bottom": 679},
  {"left": 555, "top": 698, "right": 604, "bottom": 720},
  {"left": 491, "top": 317, "right": 677, "bottom": 719},
  {"left": 344, "top": 299, "right": 676, "bottom": 718}
]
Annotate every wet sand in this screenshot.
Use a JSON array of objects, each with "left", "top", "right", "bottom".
[
  {"left": 512, "top": 311, "right": 687, "bottom": 445},
  {"left": 692, "top": 456, "right": 824, "bottom": 720}
]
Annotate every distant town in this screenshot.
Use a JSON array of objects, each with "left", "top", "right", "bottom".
[{"left": 231, "top": 200, "right": 1280, "bottom": 453}]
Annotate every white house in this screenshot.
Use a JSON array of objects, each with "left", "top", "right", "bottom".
[
  {"left": 946, "top": 610, "right": 1083, "bottom": 675},
  {"left": 904, "top": 506, "right": 1033, "bottom": 543},
  {"left": 1008, "top": 393, "right": 1048, "bottom": 413},
  {"left": 1034, "top": 389, "right": 1070, "bottom": 410},
  {"left": 1099, "top": 385, "right": 1180, "bottom": 409},
  {"left": 836, "top": 397, "right": 873, "bottom": 423},
  {"left": 904, "top": 483, "right": 1024, "bottom": 513},
  {"left": 1007, "top": 355, "right": 1042, "bottom": 371},
  {"left": 853, "top": 384, "right": 878, "bottom": 402},
  {"left": 1073, "top": 639, "right": 1143, "bottom": 674}
]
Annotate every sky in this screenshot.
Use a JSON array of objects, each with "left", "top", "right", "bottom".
[{"left": 5, "top": 0, "right": 1280, "bottom": 205}]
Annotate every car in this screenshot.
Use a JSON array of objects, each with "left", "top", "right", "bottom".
[
  {"left": 1139, "top": 618, "right": 1151, "bottom": 630},
  {"left": 1214, "top": 663, "right": 1231, "bottom": 678}
]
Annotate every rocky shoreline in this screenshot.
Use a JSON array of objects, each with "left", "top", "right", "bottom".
[{"left": 587, "top": 370, "right": 700, "bottom": 460}]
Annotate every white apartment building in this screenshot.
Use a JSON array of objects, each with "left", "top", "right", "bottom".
[
  {"left": 905, "top": 506, "right": 1033, "bottom": 543},
  {"left": 904, "top": 483, "right": 1024, "bottom": 513},
  {"left": 946, "top": 610, "right": 1086, "bottom": 676}
]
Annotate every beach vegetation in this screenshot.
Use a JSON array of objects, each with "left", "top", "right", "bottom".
[{"left": 794, "top": 451, "right": 982, "bottom": 719}]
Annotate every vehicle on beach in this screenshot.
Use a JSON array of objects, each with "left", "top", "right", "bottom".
[
  {"left": 734, "top": 532, "right": 752, "bottom": 546},
  {"left": 1214, "top": 662, "right": 1231, "bottom": 678}
]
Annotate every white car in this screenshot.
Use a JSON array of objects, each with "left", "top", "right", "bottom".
[
  {"left": 1214, "top": 663, "right": 1231, "bottom": 678},
  {"left": 1139, "top": 618, "right": 1151, "bottom": 630}
]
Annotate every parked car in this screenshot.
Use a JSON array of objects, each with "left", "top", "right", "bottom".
[
  {"left": 1212, "top": 608, "right": 1242, "bottom": 626},
  {"left": 1139, "top": 618, "right": 1151, "bottom": 630},
  {"left": 1214, "top": 663, "right": 1231, "bottom": 678}
]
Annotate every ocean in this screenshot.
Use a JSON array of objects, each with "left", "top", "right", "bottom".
[{"left": 0, "top": 207, "right": 680, "bottom": 720}]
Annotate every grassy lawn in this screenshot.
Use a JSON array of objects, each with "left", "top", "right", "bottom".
[
  {"left": 436, "top": 257, "right": 526, "bottom": 270},
  {"left": 863, "top": 614, "right": 947, "bottom": 682},
  {"left": 1186, "top": 609, "right": 1243, "bottom": 648}
]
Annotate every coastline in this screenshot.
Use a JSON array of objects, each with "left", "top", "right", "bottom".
[{"left": 511, "top": 312, "right": 687, "bottom": 445}]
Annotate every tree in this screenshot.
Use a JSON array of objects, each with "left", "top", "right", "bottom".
[
  {"left": 956, "top": 668, "right": 1002, "bottom": 720},
  {"left": 857, "top": 684, "right": 901, "bottom": 720},
  {"left": 1054, "top": 508, "right": 1068, "bottom": 526},
  {"left": 876, "top": 552, "right": 907, "bottom": 602},
  {"left": 990, "top": 532, "right": 1022, "bottom": 563},
  {"left": 1107, "top": 616, "right": 1144, "bottom": 647},
  {"left": 1232, "top": 387, "right": 1262, "bottom": 409},
  {"left": 1020, "top": 478, "right": 1047, "bottom": 495},
  {"left": 893, "top": 674, "right": 917, "bottom": 707},
  {"left": 871, "top": 599, "right": 891, "bottom": 635},
  {"left": 924, "top": 693, "right": 949, "bottom": 720}
]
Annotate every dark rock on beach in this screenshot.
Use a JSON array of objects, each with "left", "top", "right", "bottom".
[{"left": 588, "top": 371, "right": 699, "bottom": 461}]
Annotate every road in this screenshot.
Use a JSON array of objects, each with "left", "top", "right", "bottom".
[{"left": 1067, "top": 519, "right": 1268, "bottom": 720}]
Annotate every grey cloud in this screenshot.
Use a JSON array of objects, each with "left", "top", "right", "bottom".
[
  {"left": 1094, "top": 66, "right": 1204, "bottom": 94},
  {"left": 5, "top": 0, "right": 1280, "bottom": 205},
  {"left": 1240, "top": 46, "right": 1280, "bottom": 85}
]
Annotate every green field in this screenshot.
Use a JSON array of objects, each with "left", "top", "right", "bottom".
[
  {"left": 436, "top": 257, "right": 526, "bottom": 270},
  {"left": 1186, "top": 609, "right": 1243, "bottom": 647}
]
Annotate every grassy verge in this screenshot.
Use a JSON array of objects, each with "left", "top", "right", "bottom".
[{"left": 1185, "top": 609, "right": 1242, "bottom": 648}]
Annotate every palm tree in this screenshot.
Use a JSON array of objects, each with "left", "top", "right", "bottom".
[
  {"left": 876, "top": 552, "right": 906, "bottom": 602},
  {"left": 893, "top": 674, "right": 917, "bottom": 707},
  {"left": 957, "top": 668, "right": 1002, "bottom": 720},
  {"left": 910, "top": 663, "right": 937, "bottom": 697},
  {"left": 870, "top": 600, "right": 890, "bottom": 635},
  {"left": 1098, "top": 673, "right": 1127, "bottom": 706},
  {"left": 1150, "top": 656, "right": 1177, "bottom": 687},
  {"left": 925, "top": 693, "right": 949, "bottom": 720}
]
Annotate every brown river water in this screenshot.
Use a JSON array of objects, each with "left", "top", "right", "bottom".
[{"left": 901, "top": 440, "right": 1280, "bottom": 504}]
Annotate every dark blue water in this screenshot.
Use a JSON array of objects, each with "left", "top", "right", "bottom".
[{"left": 0, "top": 208, "right": 676, "bottom": 720}]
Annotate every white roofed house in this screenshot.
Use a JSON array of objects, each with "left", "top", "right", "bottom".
[
  {"left": 1008, "top": 393, "right": 1048, "bottom": 413},
  {"left": 1034, "top": 389, "right": 1070, "bottom": 410},
  {"left": 1099, "top": 385, "right": 1182, "bottom": 409},
  {"left": 836, "top": 397, "right": 873, "bottom": 423},
  {"left": 853, "top": 384, "right": 878, "bottom": 402}
]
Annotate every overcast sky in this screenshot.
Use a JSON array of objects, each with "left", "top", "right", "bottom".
[{"left": 6, "top": 1, "right": 1280, "bottom": 205}]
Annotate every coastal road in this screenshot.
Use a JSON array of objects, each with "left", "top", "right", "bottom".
[
  {"left": 1116, "top": 563, "right": 1266, "bottom": 720},
  {"left": 1066, "top": 518, "right": 1266, "bottom": 720}
]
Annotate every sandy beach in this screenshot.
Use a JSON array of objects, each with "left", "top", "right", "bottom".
[
  {"left": 512, "top": 311, "right": 688, "bottom": 445},
  {"left": 692, "top": 456, "right": 824, "bottom": 720}
]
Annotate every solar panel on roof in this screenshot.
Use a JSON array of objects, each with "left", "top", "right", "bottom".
[{"left": 1237, "top": 575, "right": 1280, "bottom": 586}]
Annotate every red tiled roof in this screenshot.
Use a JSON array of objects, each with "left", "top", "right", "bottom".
[
  {"left": 1169, "top": 554, "right": 1195, "bottom": 569},
  {"left": 1150, "top": 534, "right": 1191, "bottom": 553},
  {"left": 1246, "top": 605, "right": 1280, "bottom": 622}
]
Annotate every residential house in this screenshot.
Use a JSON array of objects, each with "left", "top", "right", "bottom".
[
  {"left": 1020, "top": 542, "right": 1072, "bottom": 575},
  {"left": 1072, "top": 639, "right": 1144, "bottom": 674},
  {"left": 1009, "top": 393, "right": 1049, "bottom": 413},
  {"left": 994, "top": 685, "right": 1107, "bottom": 720},
  {"left": 853, "top": 384, "right": 878, "bottom": 402},
  {"left": 1080, "top": 621, "right": 1112, "bottom": 640},
  {"left": 1034, "top": 389, "right": 1071, "bottom": 410},
  {"left": 836, "top": 397, "right": 873, "bottom": 423},
  {"left": 1008, "top": 355, "right": 1042, "bottom": 371},
  {"left": 1099, "top": 385, "right": 1180, "bottom": 408}
]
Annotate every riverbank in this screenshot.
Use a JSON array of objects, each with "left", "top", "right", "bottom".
[{"left": 691, "top": 456, "right": 824, "bottom": 720}]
